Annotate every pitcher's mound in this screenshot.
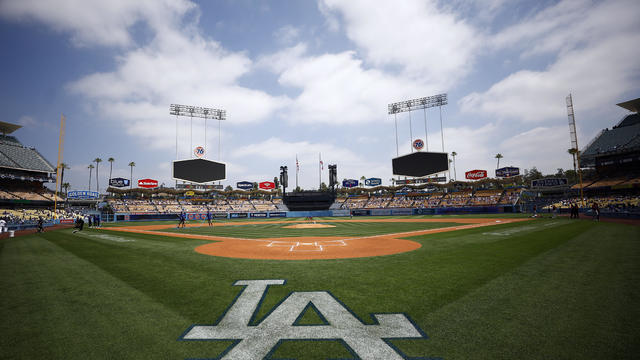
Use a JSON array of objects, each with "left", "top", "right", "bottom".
[{"left": 283, "top": 223, "right": 336, "bottom": 229}]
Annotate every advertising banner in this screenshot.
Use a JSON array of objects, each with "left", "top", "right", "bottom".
[
  {"left": 194, "top": 146, "right": 205, "bottom": 158},
  {"left": 331, "top": 209, "right": 350, "bottom": 217},
  {"left": 412, "top": 139, "right": 424, "bottom": 151},
  {"left": 259, "top": 181, "right": 275, "bottom": 190},
  {"left": 138, "top": 179, "right": 158, "bottom": 188},
  {"left": 365, "top": 178, "right": 382, "bottom": 186},
  {"left": 177, "top": 184, "right": 223, "bottom": 190},
  {"left": 531, "top": 178, "right": 568, "bottom": 188},
  {"left": 465, "top": 170, "right": 487, "bottom": 180},
  {"left": 60, "top": 218, "right": 75, "bottom": 224},
  {"left": 496, "top": 167, "right": 520, "bottom": 178},
  {"left": 391, "top": 208, "right": 413, "bottom": 216},
  {"left": 213, "top": 212, "right": 228, "bottom": 219},
  {"left": 371, "top": 209, "right": 392, "bottom": 216},
  {"left": 237, "top": 181, "right": 253, "bottom": 190},
  {"left": 229, "top": 213, "right": 248, "bottom": 219},
  {"left": 268, "top": 212, "right": 287, "bottom": 218},
  {"left": 109, "top": 177, "right": 130, "bottom": 188},
  {"left": 351, "top": 209, "right": 370, "bottom": 216},
  {"left": 342, "top": 179, "right": 359, "bottom": 188},
  {"left": 67, "top": 190, "right": 99, "bottom": 199},
  {"left": 185, "top": 191, "right": 195, "bottom": 196},
  {"left": 395, "top": 177, "right": 446, "bottom": 185},
  {"left": 250, "top": 213, "right": 268, "bottom": 218}
]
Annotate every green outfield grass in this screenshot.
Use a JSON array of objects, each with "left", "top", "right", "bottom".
[{"left": 1, "top": 216, "right": 638, "bottom": 359}]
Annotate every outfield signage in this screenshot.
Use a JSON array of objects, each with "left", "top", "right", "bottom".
[
  {"left": 496, "top": 167, "right": 520, "bottom": 178},
  {"left": 342, "top": 179, "right": 359, "bottom": 188},
  {"left": 395, "top": 177, "right": 446, "bottom": 185},
  {"left": 259, "top": 181, "right": 275, "bottom": 190},
  {"left": 177, "top": 184, "right": 223, "bottom": 190},
  {"left": 138, "top": 178, "right": 158, "bottom": 188},
  {"left": 181, "top": 280, "right": 427, "bottom": 359},
  {"left": 109, "top": 177, "right": 130, "bottom": 188},
  {"left": 250, "top": 212, "right": 268, "bottom": 218},
  {"left": 67, "top": 190, "right": 99, "bottom": 199},
  {"left": 236, "top": 181, "right": 253, "bottom": 190},
  {"left": 194, "top": 146, "right": 205, "bottom": 158},
  {"left": 268, "top": 212, "right": 286, "bottom": 217},
  {"left": 365, "top": 177, "right": 382, "bottom": 186},
  {"left": 465, "top": 169, "right": 487, "bottom": 180},
  {"left": 412, "top": 139, "right": 424, "bottom": 151},
  {"left": 531, "top": 178, "right": 568, "bottom": 188},
  {"left": 230, "top": 213, "right": 248, "bottom": 219}
]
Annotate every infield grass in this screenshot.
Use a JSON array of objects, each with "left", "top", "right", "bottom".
[{"left": 1, "top": 216, "right": 638, "bottom": 359}]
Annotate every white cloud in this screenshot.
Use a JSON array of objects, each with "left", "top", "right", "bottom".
[
  {"left": 319, "top": 0, "right": 481, "bottom": 88},
  {"left": 0, "top": 0, "right": 196, "bottom": 47},
  {"left": 460, "top": 0, "right": 640, "bottom": 124},
  {"left": 273, "top": 25, "right": 300, "bottom": 45},
  {"left": 261, "top": 46, "right": 435, "bottom": 124}
]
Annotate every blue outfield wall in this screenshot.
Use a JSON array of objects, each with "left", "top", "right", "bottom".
[{"left": 110, "top": 206, "right": 511, "bottom": 222}]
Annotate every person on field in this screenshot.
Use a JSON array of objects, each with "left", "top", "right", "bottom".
[
  {"left": 552, "top": 205, "right": 558, "bottom": 219},
  {"left": 592, "top": 202, "right": 600, "bottom": 221},
  {"left": 207, "top": 210, "right": 213, "bottom": 227},
  {"left": 37, "top": 217, "right": 44, "bottom": 233},
  {"left": 178, "top": 211, "right": 186, "bottom": 229},
  {"left": 72, "top": 216, "right": 84, "bottom": 233}
]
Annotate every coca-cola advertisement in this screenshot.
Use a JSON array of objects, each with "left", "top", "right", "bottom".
[
  {"left": 465, "top": 170, "right": 487, "bottom": 180},
  {"left": 138, "top": 178, "right": 158, "bottom": 188}
]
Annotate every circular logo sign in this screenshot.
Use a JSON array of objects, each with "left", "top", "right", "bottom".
[
  {"left": 413, "top": 139, "right": 424, "bottom": 151},
  {"left": 194, "top": 146, "right": 205, "bottom": 158}
]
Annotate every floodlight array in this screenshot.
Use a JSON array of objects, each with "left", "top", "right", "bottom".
[
  {"left": 388, "top": 94, "right": 447, "bottom": 114},
  {"left": 170, "top": 104, "right": 226, "bottom": 120}
]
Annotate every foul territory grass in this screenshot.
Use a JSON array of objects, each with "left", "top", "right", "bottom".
[{"left": 1, "top": 217, "right": 638, "bottom": 359}]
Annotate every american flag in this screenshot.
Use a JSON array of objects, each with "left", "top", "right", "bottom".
[
  {"left": 296, "top": 155, "right": 299, "bottom": 171},
  {"left": 319, "top": 155, "right": 323, "bottom": 170}
]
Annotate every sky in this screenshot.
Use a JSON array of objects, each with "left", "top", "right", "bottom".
[{"left": 0, "top": 0, "right": 638, "bottom": 193}]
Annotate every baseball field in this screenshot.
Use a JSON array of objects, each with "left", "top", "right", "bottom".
[{"left": 1, "top": 214, "right": 638, "bottom": 359}]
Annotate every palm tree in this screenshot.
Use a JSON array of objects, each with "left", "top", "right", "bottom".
[
  {"left": 62, "top": 182, "right": 70, "bottom": 198},
  {"left": 128, "top": 162, "right": 136, "bottom": 189},
  {"left": 451, "top": 152, "right": 457, "bottom": 181},
  {"left": 360, "top": 175, "right": 366, "bottom": 187},
  {"left": 94, "top": 158, "right": 102, "bottom": 194},
  {"left": 567, "top": 148, "right": 578, "bottom": 173},
  {"left": 88, "top": 164, "right": 95, "bottom": 191},
  {"left": 58, "top": 163, "right": 69, "bottom": 194},
  {"left": 495, "top": 153, "right": 503, "bottom": 169},
  {"left": 108, "top": 157, "right": 115, "bottom": 182}
]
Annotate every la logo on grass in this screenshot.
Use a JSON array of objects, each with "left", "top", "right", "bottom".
[{"left": 181, "top": 280, "right": 431, "bottom": 359}]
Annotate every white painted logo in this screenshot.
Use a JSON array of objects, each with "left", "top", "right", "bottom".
[{"left": 181, "top": 280, "right": 428, "bottom": 359}]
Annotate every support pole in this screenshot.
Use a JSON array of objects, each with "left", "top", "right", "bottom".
[
  {"left": 440, "top": 105, "right": 445, "bottom": 152},
  {"left": 394, "top": 113, "right": 399, "bottom": 157},
  {"left": 423, "top": 107, "right": 428, "bottom": 151},
  {"left": 408, "top": 110, "right": 413, "bottom": 153}
]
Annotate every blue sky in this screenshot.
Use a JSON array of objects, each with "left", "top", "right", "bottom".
[{"left": 1, "top": 0, "right": 638, "bottom": 193}]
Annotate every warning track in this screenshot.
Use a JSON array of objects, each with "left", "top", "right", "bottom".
[{"left": 104, "top": 218, "right": 530, "bottom": 260}]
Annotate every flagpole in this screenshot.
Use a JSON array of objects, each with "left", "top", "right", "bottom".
[{"left": 295, "top": 154, "right": 299, "bottom": 191}]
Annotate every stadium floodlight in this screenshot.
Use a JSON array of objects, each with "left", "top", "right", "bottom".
[
  {"left": 387, "top": 94, "right": 447, "bottom": 115},
  {"left": 170, "top": 104, "right": 226, "bottom": 120},
  {"left": 388, "top": 94, "right": 448, "bottom": 179}
]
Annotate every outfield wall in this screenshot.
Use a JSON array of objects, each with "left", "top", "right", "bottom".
[{"left": 108, "top": 206, "right": 514, "bottom": 222}]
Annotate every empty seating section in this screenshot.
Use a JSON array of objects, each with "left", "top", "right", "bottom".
[{"left": 0, "top": 141, "right": 55, "bottom": 172}]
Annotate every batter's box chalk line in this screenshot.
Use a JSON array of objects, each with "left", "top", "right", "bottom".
[{"left": 266, "top": 240, "right": 347, "bottom": 252}]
